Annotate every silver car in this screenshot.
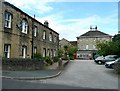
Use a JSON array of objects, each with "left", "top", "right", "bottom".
[
  {"left": 94, "top": 56, "right": 104, "bottom": 64},
  {"left": 95, "top": 55, "right": 119, "bottom": 64},
  {"left": 105, "top": 58, "right": 120, "bottom": 68}
]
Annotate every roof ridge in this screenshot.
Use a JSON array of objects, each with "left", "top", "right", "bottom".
[{"left": 80, "top": 30, "right": 112, "bottom": 37}]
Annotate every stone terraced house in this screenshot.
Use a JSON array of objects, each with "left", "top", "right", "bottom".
[
  {"left": 0, "top": 0, "right": 59, "bottom": 58},
  {"left": 77, "top": 26, "right": 112, "bottom": 60}
]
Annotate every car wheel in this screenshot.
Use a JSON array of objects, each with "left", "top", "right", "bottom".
[{"left": 98, "top": 61, "right": 102, "bottom": 64}]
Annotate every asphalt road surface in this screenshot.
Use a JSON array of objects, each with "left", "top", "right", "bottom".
[
  {"left": 2, "top": 60, "right": 119, "bottom": 90},
  {"left": 31, "top": 60, "right": 119, "bottom": 89}
]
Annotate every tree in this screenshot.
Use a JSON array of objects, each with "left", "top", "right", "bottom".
[
  {"left": 58, "top": 45, "right": 77, "bottom": 60},
  {"left": 96, "top": 40, "right": 111, "bottom": 56},
  {"left": 67, "top": 45, "right": 77, "bottom": 60},
  {"left": 96, "top": 36, "right": 120, "bottom": 56},
  {"left": 58, "top": 48, "right": 64, "bottom": 58},
  {"left": 113, "top": 34, "right": 120, "bottom": 42},
  {"left": 64, "top": 45, "right": 68, "bottom": 58}
]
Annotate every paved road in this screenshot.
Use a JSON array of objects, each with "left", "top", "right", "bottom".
[
  {"left": 31, "top": 60, "right": 119, "bottom": 89},
  {"left": 2, "top": 60, "right": 119, "bottom": 90},
  {"left": 2, "top": 79, "right": 85, "bottom": 89}
]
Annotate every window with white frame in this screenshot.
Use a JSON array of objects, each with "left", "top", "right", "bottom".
[
  {"left": 4, "top": 44, "right": 11, "bottom": 58},
  {"left": 49, "top": 33, "right": 52, "bottom": 41},
  {"left": 34, "top": 47, "right": 37, "bottom": 54},
  {"left": 43, "top": 48, "right": 46, "bottom": 57},
  {"left": 34, "top": 26, "right": 37, "bottom": 37},
  {"left": 22, "top": 46, "right": 27, "bottom": 58},
  {"left": 54, "top": 49, "right": 56, "bottom": 57},
  {"left": 21, "top": 19, "right": 28, "bottom": 34},
  {"left": 47, "top": 49, "right": 50, "bottom": 57},
  {"left": 86, "top": 45, "right": 89, "bottom": 50},
  {"left": 93, "top": 45, "right": 96, "bottom": 50},
  {"left": 4, "top": 12, "right": 12, "bottom": 28},
  {"left": 43, "top": 31, "right": 46, "bottom": 39},
  {"left": 51, "top": 49, "right": 53, "bottom": 57}
]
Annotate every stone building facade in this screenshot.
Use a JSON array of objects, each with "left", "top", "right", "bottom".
[
  {"left": 77, "top": 26, "right": 112, "bottom": 60},
  {"left": 59, "top": 38, "right": 71, "bottom": 48},
  {"left": 59, "top": 38, "right": 77, "bottom": 48},
  {"left": 0, "top": 1, "right": 59, "bottom": 58}
]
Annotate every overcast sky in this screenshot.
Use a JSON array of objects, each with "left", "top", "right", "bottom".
[{"left": 5, "top": 0, "right": 119, "bottom": 41}]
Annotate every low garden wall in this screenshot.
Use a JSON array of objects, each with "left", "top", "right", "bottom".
[
  {"left": 2, "top": 58, "right": 45, "bottom": 71},
  {"left": 113, "top": 62, "right": 120, "bottom": 74}
]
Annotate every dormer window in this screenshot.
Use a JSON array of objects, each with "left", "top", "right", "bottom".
[
  {"left": 4, "top": 12, "right": 12, "bottom": 28},
  {"left": 21, "top": 19, "right": 28, "bottom": 34}
]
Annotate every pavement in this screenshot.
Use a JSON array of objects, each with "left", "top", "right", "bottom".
[{"left": 2, "top": 62, "right": 62, "bottom": 80}]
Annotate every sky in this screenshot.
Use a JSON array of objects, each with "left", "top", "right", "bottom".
[{"left": 5, "top": 0, "right": 119, "bottom": 41}]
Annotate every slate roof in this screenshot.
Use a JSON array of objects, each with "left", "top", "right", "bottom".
[
  {"left": 78, "top": 30, "right": 112, "bottom": 38},
  {"left": 3, "top": 1, "right": 59, "bottom": 35},
  {"left": 69, "top": 41, "right": 77, "bottom": 46}
]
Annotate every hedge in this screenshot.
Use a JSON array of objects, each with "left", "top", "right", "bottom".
[{"left": 2, "top": 58, "right": 44, "bottom": 71}]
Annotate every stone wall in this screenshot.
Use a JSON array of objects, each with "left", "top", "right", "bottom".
[
  {"left": 1, "top": 2, "right": 59, "bottom": 58},
  {"left": 0, "top": 0, "right": 3, "bottom": 57},
  {"left": 77, "top": 37, "right": 112, "bottom": 50},
  {"left": 113, "top": 62, "right": 120, "bottom": 74},
  {"left": 2, "top": 58, "right": 45, "bottom": 71},
  {"left": 59, "top": 38, "right": 70, "bottom": 48}
]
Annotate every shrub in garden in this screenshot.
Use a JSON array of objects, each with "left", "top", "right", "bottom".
[
  {"left": 44, "top": 56, "right": 53, "bottom": 65},
  {"left": 52, "top": 56, "right": 59, "bottom": 63},
  {"left": 33, "top": 53, "right": 43, "bottom": 59}
]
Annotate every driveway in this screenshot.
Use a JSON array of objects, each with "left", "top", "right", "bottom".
[{"left": 31, "top": 60, "right": 119, "bottom": 89}]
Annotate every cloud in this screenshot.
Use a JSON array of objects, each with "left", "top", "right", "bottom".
[
  {"left": 5, "top": 0, "right": 54, "bottom": 14},
  {"left": 37, "top": 13, "right": 117, "bottom": 41},
  {"left": 5, "top": 0, "right": 118, "bottom": 41}
]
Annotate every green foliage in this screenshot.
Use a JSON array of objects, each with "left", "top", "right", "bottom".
[
  {"left": 59, "top": 45, "right": 77, "bottom": 60},
  {"left": 67, "top": 45, "right": 77, "bottom": 60},
  {"left": 52, "top": 56, "right": 59, "bottom": 63},
  {"left": 64, "top": 45, "right": 68, "bottom": 51},
  {"left": 33, "top": 53, "right": 43, "bottom": 59},
  {"left": 96, "top": 38, "right": 120, "bottom": 56},
  {"left": 44, "top": 56, "right": 53, "bottom": 65},
  {"left": 112, "top": 34, "right": 120, "bottom": 42},
  {"left": 58, "top": 48, "right": 64, "bottom": 58}
]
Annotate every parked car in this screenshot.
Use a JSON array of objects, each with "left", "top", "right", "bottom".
[
  {"left": 95, "top": 55, "right": 119, "bottom": 64},
  {"left": 94, "top": 56, "right": 104, "bottom": 64},
  {"left": 105, "top": 58, "right": 120, "bottom": 68},
  {"left": 93, "top": 54, "right": 100, "bottom": 60}
]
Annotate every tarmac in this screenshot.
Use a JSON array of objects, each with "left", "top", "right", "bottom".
[{"left": 2, "top": 62, "right": 62, "bottom": 80}]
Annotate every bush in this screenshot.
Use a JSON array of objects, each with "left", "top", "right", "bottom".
[
  {"left": 52, "top": 56, "right": 59, "bottom": 63},
  {"left": 69, "top": 56, "right": 74, "bottom": 60},
  {"left": 33, "top": 53, "right": 43, "bottom": 59},
  {"left": 44, "top": 56, "right": 53, "bottom": 65}
]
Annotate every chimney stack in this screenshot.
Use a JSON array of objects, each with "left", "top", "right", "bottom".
[
  {"left": 90, "top": 25, "right": 98, "bottom": 31},
  {"left": 44, "top": 20, "right": 49, "bottom": 27}
]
